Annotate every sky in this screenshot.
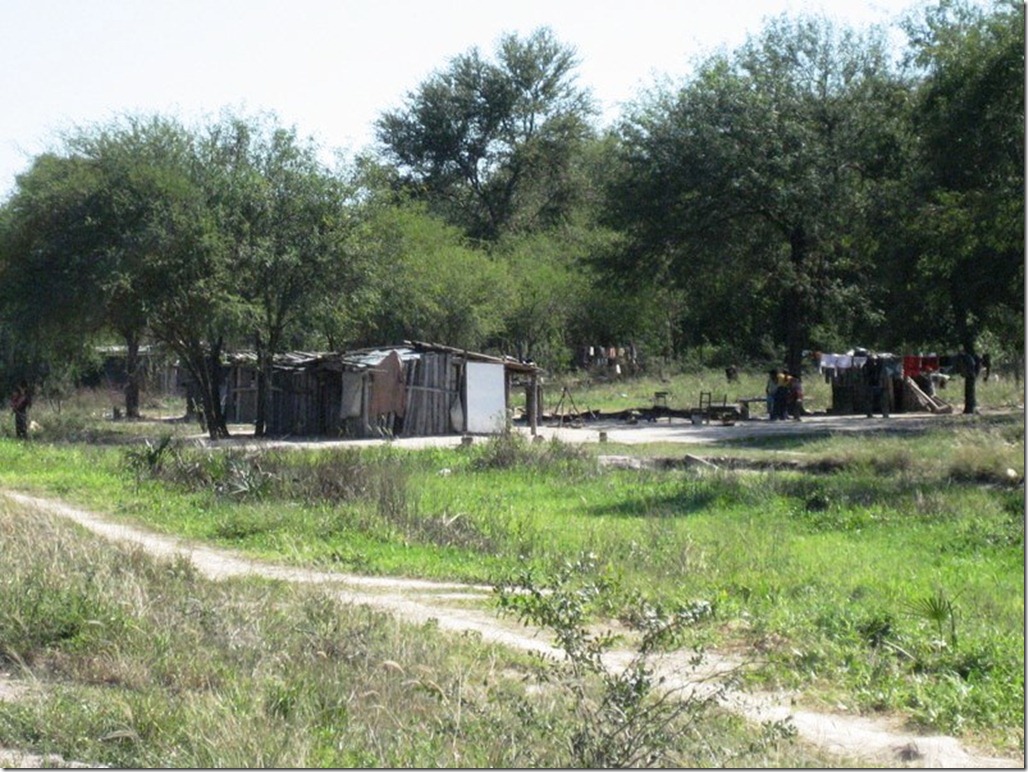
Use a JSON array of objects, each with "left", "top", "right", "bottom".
[{"left": 1, "top": 0, "right": 931, "bottom": 199}]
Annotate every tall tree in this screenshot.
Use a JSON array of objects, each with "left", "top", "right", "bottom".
[
  {"left": 0, "top": 153, "right": 105, "bottom": 395},
  {"left": 0, "top": 116, "right": 241, "bottom": 438},
  {"left": 199, "top": 114, "right": 360, "bottom": 435},
  {"left": 376, "top": 28, "right": 596, "bottom": 241},
  {"left": 606, "top": 16, "right": 910, "bottom": 373},
  {"left": 900, "top": 0, "right": 1024, "bottom": 412},
  {"left": 349, "top": 202, "right": 509, "bottom": 350},
  {"left": 0, "top": 117, "right": 205, "bottom": 418},
  {"left": 67, "top": 117, "right": 200, "bottom": 418}
]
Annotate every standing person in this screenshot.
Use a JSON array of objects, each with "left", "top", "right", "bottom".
[
  {"left": 787, "top": 373, "right": 804, "bottom": 420},
  {"left": 773, "top": 371, "right": 791, "bottom": 421},
  {"left": 862, "top": 356, "right": 890, "bottom": 418},
  {"left": 765, "top": 369, "right": 779, "bottom": 419},
  {"left": 10, "top": 380, "right": 31, "bottom": 439}
]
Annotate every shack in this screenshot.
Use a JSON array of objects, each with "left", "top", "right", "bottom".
[
  {"left": 818, "top": 351, "right": 953, "bottom": 415},
  {"left": 223, "top": 341, "right": 542, "bottom": 439}
]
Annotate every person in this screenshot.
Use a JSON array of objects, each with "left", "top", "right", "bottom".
[
  {"left": 10, "top": 380, "right": 31, "bottom": 439},
  {"left": 980, "top": 352, "right": 991, "bottom": 381},
  {"left": 765, "top": 369, "right": 779, "bottom": 418},
  {"left": 787, "top": 373, "right": 804, "bottom": 420},
  {"left": 773, "top": 371, "right": 791, "bottom": 421},
  {"left": 862, "top": 356, "right": 889, "bottom": 418}
]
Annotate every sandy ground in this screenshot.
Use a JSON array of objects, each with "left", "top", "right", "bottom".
[
  {"left": 4, "top": 411, "right": 1023, "bottom": 768},
  {"left": 194, "top": 409, "right": 992, "bottom": 453}
]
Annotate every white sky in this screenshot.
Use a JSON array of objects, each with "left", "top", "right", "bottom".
[{"left": 1, "top": 0, "right": 930, "bottom": 199}]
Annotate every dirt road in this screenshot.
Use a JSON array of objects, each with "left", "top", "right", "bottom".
[
  {"left": 192, "top": 409, "right": 1003, "bottom": 454},
  {"left": 2, "top": 489, "right": 1021, "bottom": 769}
]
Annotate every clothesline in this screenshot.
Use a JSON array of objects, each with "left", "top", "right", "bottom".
[{"left": 816, "top": 353, "right": 952, "bottom": 379}]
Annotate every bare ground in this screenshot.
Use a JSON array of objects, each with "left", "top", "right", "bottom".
[{"left": 1, "top": 487, "right": 1022, "bottom": 769}]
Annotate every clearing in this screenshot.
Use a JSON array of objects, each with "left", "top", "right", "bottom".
[{"left": 1, "top": 410, "right": 1022, "bottom": 768}]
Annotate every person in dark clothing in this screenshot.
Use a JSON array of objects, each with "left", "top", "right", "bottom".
[
  {"left": 10, "top": 381, "right": 31, "bottom": 439},
  {"left": 765, "top": 369, "right": 779, "bottom": 418},
  {"left": 862, "top": 356, "right": 889, "bottom": 418},
  {"left": 787, "top": 374, "right": 804, "bottom": 420},
  {"left": 773, "top": 372, "right": 791, "bottom": 420}
]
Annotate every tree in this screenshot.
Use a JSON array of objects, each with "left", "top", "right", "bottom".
[
  {"left": 0, "top": 153, "right": 108, "bottom": 394},
  {"left": 199, "top": 114, "right": 361, "bottom": 435},
  {"left": 0, "top": 117, "right": 202, "bottom": 418},
  {"left": 65, "top": 117, "right": 200, "bottom": 419},
  {"left": 605, "top": 16, "right": 910, "bottom": 373},
  {"left": 900, "top": 0, "right": 1024, "bottom": 412},
  {"left": 347, "top": 202, "right": 509, "bottom": 350},
  {"left": 0, "top": 116, "right": 244, "bottom": 438},
  {"left": 376, "top": 27, "right": 596, "bottom": 241},
  {"left": 492, "top": 231, "right": 588, "bottom": 365}
]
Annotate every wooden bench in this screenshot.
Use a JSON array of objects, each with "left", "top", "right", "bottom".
[{"left": 692, "top": 392, "right": 741, "bottom": 425}]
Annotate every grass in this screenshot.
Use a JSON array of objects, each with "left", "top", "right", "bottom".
[
  {"left": 543, "top": 366, "right": 1025, "bottom": 416},
  {"left": 0, "top": 500, "right": 838, "bottom": 768},
  {"left": 0, "top": 376, "right": 1023, "bottom": 761}
]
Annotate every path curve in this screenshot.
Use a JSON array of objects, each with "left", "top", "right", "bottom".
[{"left": 3, "top": 491, "right": 1021, "bottom": 769}]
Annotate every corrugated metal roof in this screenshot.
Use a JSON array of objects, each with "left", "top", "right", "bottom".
[{"left": 224, "top": 342, "right": 541, "bottom": 374}]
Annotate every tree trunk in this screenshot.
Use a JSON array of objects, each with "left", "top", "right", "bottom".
[
  {"left": 254, "top": 365, "right": 267, "bottom": 437},
  {"left": 783, "top": 226, "right": 810, "bottom": 376},
  {"left": 952, "top": 277, "right": 978, "bottom": 415},
  {"left": 206, "top": 342, "right": 230, "bottom": 438},
  {"left": 123, "top": 331, "right": 141, "bottom": 419},
  {"left": 186, "top": 340, "right": 230, "bottom": 440},
  {"left": 253, "top": 331, "right": 269, "bottom": 437},
  {"left": 960, "top": 350, "right": 978, "bottom": 415}
]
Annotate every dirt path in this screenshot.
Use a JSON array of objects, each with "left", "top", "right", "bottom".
[
  {"left": 199, "top": 410, "right": 986, "bottom": 452},
  {"left": 2, "top": 490, "right": 1021, "bottom": 768}
]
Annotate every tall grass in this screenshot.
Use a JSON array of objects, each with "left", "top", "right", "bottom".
[
  {"left": 0, "top": 387, "right": 1021, "bottom": 753},
  {"left": 0, "top": 501, "right": 835, "bottom": 768}
]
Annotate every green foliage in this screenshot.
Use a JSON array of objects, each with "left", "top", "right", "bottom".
[
  {"left": 606, "top": 14, "right": 909, "bottom": 371},
  {"left": 496, "top": 554, "right": 733, "bottom": 767},
  {"left": 0, "top": 4, "right": 1021, "bottom": 381},
  {"left": 350, "top": 203, "right": 509, "bottom": 349},
  {"left": 123, "top": 434, "right": 177, "bottom": 479},
  {"left": 903, "top": 586, "right": 958, "bottom": 648},
  {"left": 376, "top": 27, "right": 596, "bottom": 241},
  {"left": 0, "top": 501, "right": 836, "bottom": 768},
  {"left": 883, "top": 0, "right": 1025, "bottom": 357},
  {"left": 465, "top": 427, "right": 592, "bottom": 472}
]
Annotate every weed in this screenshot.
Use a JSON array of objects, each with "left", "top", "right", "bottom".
[
  {"left": 496, "top": 555, "right": 745, "bottom": 767},
  {"left": 123, "top": 434, "right": 176, "bottom": 480},
  {"left": 467, "top": 428, "right": 592, "bottom": 473},
  {"left": 904, "top": 587, "right": 959, "bottom": 648}
]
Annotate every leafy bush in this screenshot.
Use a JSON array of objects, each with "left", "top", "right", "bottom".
[
  {"left": 467, "top": 429, "right": 592, "bottom": 472},
  {"left": 496, "top": 554, "right": 746, "bottom": 768}
]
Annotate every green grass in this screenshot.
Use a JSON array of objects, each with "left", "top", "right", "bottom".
[
  {"left": 0, "top": 499, "right": 843, "bottom": 768},
  {"left": 543, "top": 366, "right": 1025, "bottom": 416},
  {"left": 0, "top": 382, "right": 1022, "bottom": 757}
]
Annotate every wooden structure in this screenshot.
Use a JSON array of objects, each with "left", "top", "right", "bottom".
[
  {"left": 81, "top": 344, "right": 177, "bottom": 394},
  {"left": 223, "top": 341, "right": 542, "bottom": 439},
  {"left": 692, "top": 391, "right": 739, "bottom": 424},
  {"left": 820, "top": 352, "right": 953, "bottom": 415}
]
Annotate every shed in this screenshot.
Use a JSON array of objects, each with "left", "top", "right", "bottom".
[
  {"left": 818, "top": 352, "right": 953, "bottom": 415},
  {"left": 224, "top": 341, "right": 542, "bottom": 439}
]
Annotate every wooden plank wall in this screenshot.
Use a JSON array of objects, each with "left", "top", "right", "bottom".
[{"left": 402, "top": 353, "right": 463, "bottom": 436}]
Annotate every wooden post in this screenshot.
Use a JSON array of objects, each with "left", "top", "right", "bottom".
[{"left": 528, "top": 373, "right": 539, "bottom": 436}]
